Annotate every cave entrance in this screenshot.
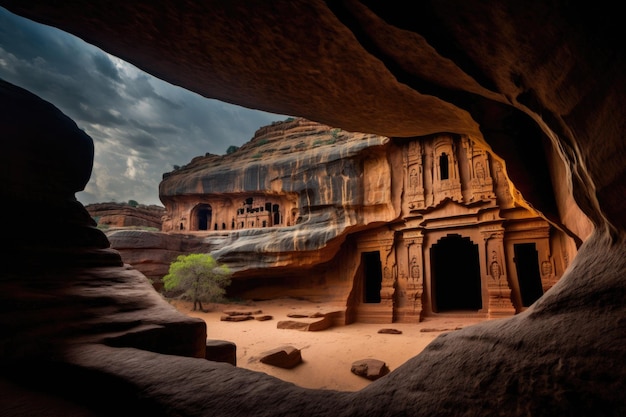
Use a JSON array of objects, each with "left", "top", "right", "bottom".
[
  {"left": 514, "top": 243, "right": 544, "bottom": 307},
  {"left": 192, "top": 204, "right": 212, "bottom": 231},
  {"left": 431, "top": 234, "right": 482, "bottom": 312},
  {"left": 362, "top": 251, "right": 382, "bottom": 303}
]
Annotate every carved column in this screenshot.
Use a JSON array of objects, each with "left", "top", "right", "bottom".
[
  {"left": 404, "top": 232, "right": 424, "bottom": 321},
  {"left": 482, "top": 228, "right": 515, "bottom": 317},
  {"left": 407, "top": 140, "right": 425, "bottom": 210},
  {"left": 462, "top": 136, "right": 495, "bottom": 201}
]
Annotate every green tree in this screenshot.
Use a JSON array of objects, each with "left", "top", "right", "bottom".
[
  {"left": 128, "top": 199, "right": 138, "bottom": 207},
  {"left": 163, "top": 253, "right": 232, "bottom": 311},
  {"left": 226, "top": 145, "right": 239, "bottom": 155}
]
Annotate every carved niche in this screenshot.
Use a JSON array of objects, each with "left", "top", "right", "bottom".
[{"left": 431, "top": 135, "right": 463, "bottom": 205}]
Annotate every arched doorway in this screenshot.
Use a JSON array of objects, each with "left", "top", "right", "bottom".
[
  {"left": 192, "top": 204, "right": 212, "bottom": 231},
  {"left": 431, "top": 234, "right": 482, "bottom": 312}
]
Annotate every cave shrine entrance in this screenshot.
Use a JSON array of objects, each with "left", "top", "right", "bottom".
[
  {"left": 431, "top": 234, "right": 482, "bottom": 312},
  {"left": 362, "top": 251, "right": 382, "bottom": 303},
  {"left": 192, "top": 204, "right": 212, "bottom": 231},
  {"left": 514, "top": 243, "right": 544, "bottom": 307}
]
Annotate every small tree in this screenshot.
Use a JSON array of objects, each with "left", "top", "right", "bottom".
[
  {"left": 226, "top": 145, "right": 239, "bottom": 155},
  {"left": 163, "top": 253, "right": 231, "bottom": 311}
]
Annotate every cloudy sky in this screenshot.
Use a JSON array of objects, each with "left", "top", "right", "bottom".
[{"left": 0, "top": 7, "right": 288, "bottom": 207}]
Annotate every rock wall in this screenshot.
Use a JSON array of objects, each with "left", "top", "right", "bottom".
[
  {"left": 155, "top": 119, "right": 574, "bottom": 324},
  {"left": 86, "top": 202, "right": 165, "bottom": 229}
]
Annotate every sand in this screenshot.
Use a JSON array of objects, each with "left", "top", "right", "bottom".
[{"left": 170, "top": 298, "right": 484, "bottom": 392}]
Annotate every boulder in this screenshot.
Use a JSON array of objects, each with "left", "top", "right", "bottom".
[
  {"left": 259, "top": 346, "right": 302, "bottom": 369},
  {"left": 205, "top": 339, "right": 237, "bottom": 366},
  {"left": 351, "top": 359, "right": 390, "bottom": 381}
]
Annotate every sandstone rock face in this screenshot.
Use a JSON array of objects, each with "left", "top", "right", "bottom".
[
  {"left": 159, "top": 118, "right": 394, "bottom": 260},
  {"left": 105, "top": 229, "right": 211, "bottom": 287},
  {"left": 86, "top": 202, "right": 165, "bottom": 229},
  {"left": 158, "top": 118, "right": 572, "bottom": 324},
  {"left": 0, "top": 2, "right": 624, "bottom": 417}
]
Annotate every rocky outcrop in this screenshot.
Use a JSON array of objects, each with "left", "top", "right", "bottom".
[
  {"left": 156, "top": 118, "right": 571, "bottom": 323},
  {"left": 159, "top": 118, "right": 395, "bottom": 272},
  {"left": 0, "top": 2, "right": 624, "bottom": 417},
  {"left": 86, "top": 202, "right": 165, "bottom": 229},
  {"left": 104, "top": 230, "right": 211, "bottom": 287}
]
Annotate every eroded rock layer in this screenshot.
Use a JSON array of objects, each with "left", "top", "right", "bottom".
[
  {"left": 86, "top": 203, "right": 165, "bottom": 229},
  {"left": 155, "top": 118, "right": 575, "bottom": 324}
]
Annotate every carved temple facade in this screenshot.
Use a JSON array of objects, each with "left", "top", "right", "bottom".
[
  {"left": 160, "top": 122, "right": 571, "bottom": 323},
  {"left": 163, "top": 194, "right": 299, "bottom": 232},
  {"left": 347, "top": 134, "right": 566, "bottom": 322}
]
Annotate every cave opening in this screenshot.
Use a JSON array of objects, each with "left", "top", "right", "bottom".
[
  {"left": 431, "top": 234, "right": 482, "bottom": 312},
  {"left": 362, "top": 251, "right": 382, "bottom": 303},
  {"left": 193, "top": 204, "right": 212, "bottom": 231},
  {"left": 514, "top": 243, "right": 544, "bottom": 307}
]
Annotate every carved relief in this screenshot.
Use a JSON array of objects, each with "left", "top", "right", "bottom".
[
  {"left": 482, "top": 228, "right": 515, "bottom": 315},
  {"left": 404, "top": 233, "right": 424, "bottom": 318},
  {"left": 462, "top": 136, "right": 495, "bottom": 201},
  {"left": 406, "top": 139, "right": 425, "bottom": 210}
]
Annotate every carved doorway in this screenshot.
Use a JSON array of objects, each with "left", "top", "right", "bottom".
[
  {"left": 514, "top": 243, "right": 544, "bottom": 307},
  {"left": 362, "top": 251, "right": 382, "bottom": 303},
  {"left": 192, "top": 204, "right": 212, "bottom": 231},
  {"left": 431, "top": 234, "right": 482, "bottom": 312}
]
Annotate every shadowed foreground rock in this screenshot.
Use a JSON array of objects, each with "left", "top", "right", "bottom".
[{"left": 0, "top": 1, "right": 624, "bottom": 416}]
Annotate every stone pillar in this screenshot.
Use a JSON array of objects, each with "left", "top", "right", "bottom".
[
  {"left": 380, "top": 261, "right": 395, "bottom": 311},
  {"left": 407, "top": 234, "right": 424, "bottom": 321},
  {"left": 407, "top": 139, "right": 425, "bottom": 210},
  {"left": 482, "top": 229, "right": 515, "bottom": 317},
  {"left": 394, "top": 230, "right": 424, "bottom": 322}
]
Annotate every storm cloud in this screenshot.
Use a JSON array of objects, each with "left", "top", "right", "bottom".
[{"left": 0, "top": 7, "right": 287, "bottom": 206}]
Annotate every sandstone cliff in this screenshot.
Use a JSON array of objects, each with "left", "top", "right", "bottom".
[
  {"left": 153, "top": 118, "right": 571, "bottom": 325},
  {"left": 86, "top": 202, "right": 165, "bottom": 229},
  {"left": 159, "top": 117, "right": 398, "bottom": 273}
]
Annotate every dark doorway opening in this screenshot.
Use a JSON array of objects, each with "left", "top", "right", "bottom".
[
  {"left": 362, "top": 251, "right": 382, "bottom": 303},
  {"left": 440, "top": 153, "right": 449, "bottom": 180},
  {"left": 273, "top": 204, "right": 280, "bottom": 226},
  {"left": 514, "top": 243, "right": 544, "bottom": 306},
  {"left": 431, "top": 234, "right": 482, "bottom": 311},
  {"left": 195, "top": 204, "right": 212, "bottom": 231}
]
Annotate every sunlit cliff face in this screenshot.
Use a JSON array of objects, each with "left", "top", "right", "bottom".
[{"left": 0, "top": 1, "right": 624, "bottom": 417}]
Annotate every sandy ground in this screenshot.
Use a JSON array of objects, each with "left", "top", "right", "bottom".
[{"left": 170, "top": 298, "right": 484, "bottom": 392}]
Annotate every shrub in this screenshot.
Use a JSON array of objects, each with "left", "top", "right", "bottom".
[{"left": 162, "top": 253, "right": 231, "bottom": 311}]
